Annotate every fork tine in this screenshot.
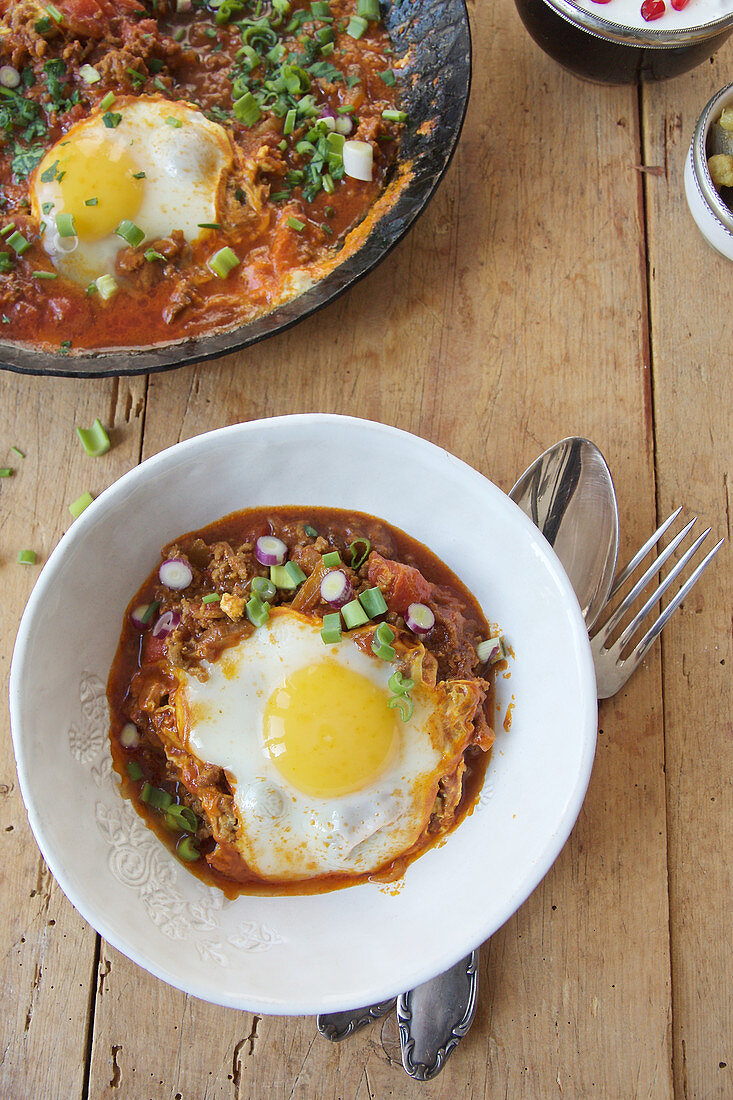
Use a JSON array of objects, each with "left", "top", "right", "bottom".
[
  {"left": 608, "top": 506, "right": 682, "bottom": 599},
  {"left": 617, "top": 535, "right": 724, "bottom": 676},
  {"left": 616, "top": 526, "right": 712, "bottom": 651},
  {"left": 596, "top": 518, "right": 696, "bottom": 646}
]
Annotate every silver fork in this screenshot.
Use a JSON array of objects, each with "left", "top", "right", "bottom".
[{"left": 591, "top": 507, "right": 724, "bottom": 699}]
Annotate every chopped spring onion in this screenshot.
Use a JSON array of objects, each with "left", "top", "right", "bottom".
[
  {"left": 251, "top": 575, "right": 277, "bottom": 602},
  {"left": 140, "top": 601, "right": 160, "bottom": 625},
  {"left": 141, "top": 784, "right": 173, "bottom": 810},
  {"left": 84, "top": 198, "right": 98, "bottom": 206},
  {"left": 233, "top": 92, "right": 262, "bottom": 126},
  {"left": 387, "top": 694, "right": 413, "bottom": 721},
  {"left": 126, "top": 760, "right": 143, "bottom": 780},
  {"left": 165, "top": 804, "right": 197, "bottom": 832},
  {"left": 103, "top": 111, "right": 122, "bottom": 128},
  {"left": 311, "top": 1, "right": 331, "bottom": 16},
  {"left": 79, "top": 64, "right": 101, "bottom": 84},
  {"left": 177, "top": 836, "right": 200, "bottom": 861},
  {"left": 95, "top": 273, "right": 118, "bottom": 300},
  {"left": 371, "top": 621, "right": 396, "bottom": 661},
  {"left": 346, "top": 14, "right": 368, "bottom": 37},
  {"left": 99, "top": 91, "right": 116, "bottom": 110},
  {"left": 320, "top": 569, "right": 353, "bottom": 608},
  {"left": 334, "top": 115, "right": 353, "bottom": 135},
  {"left": 17, "top": 549, "right": 37, "bottom": 565},
  {"left": 256, "top": 535, "right": 288, "bottom": 566},
  {"left": 76, "top": 417, "right": 110, "bottom": 457},
  {"left": 477, "top": 636, "right": 507, "bottom": 665},
  {"left": 115, "top": 219, "right": 145, "bottom": 247},
  {"left": 208, "top": 246, "right": 239, "bottom": 278},
  {"left": 341, "top": 597, "right": 368, "bottom": 629},
  {"left": 405, "top": 602, "right": 435, "bottom": 635},
  {"left": 165, "top": 115, "right": 182, "bottom": 128},
  {"left": 69, "top": 491, "right": 94, "bottom": 519},
  {"left": 379, "top": 68, "right": 396, "bottom": 86},
  {"left": 197, "top": 222, "right": 221, "bottom": 230},
  {"left": 0, "top": 224, "right": 16, "bottom": 238},
  {"left": 270, "top": 560, "right": 306, "bottom": 589},
  {"left": 0, "top": 66, "right": 20, "bottom": 89},
  {"left": 359, "top": 586, "right": 387, "bottom": 618},
  {"left": 32, "top": 271, "right": 58, "bottom": 280},
  {"left": 120, "top": 722, "right": 140, "bottom": 748},
  {"left": 388, "top": 670, "right": 414, "bottom": 695},
  {"left": 342, "top": 139, "right": 373, "bottom": 182},
  {"left": 304, "top": 524, "right": 319, "bottom": 537},
  {"left": 0, "top": 467, "right": 12, "bottom": 477},
  {"left": 144, "top": 249, "right": 166, "bottom": 262},
  {"left": 152, "top": 609, "right": 181, "bottom": 638},
  {"left": 286, "top": 215, "right": 305, "bottom": 231},
  {"left": 320, "top": 611, "right": 342, "bottom": 645},
  {"left": 283, "top": 108, "right": 297, "bottom": 135},
  {"left": 382, "top": 109, "right": 407, "bottom": 123},
  {"left": 246, "top": 593, "right": 270, "bottom": 627},
  {"left": 7, "top": 231, "right": 31, "bottom": 255},
  {"left": 322, "top": 550, "right": 341, "bottom": 566},
  {"left": 11, "top": 446, "right": 24, "bottom": 458},
  {"left": 201, "top": 592, "right": 221, "bottom": 604},
  {"left": 357, "top": 0, "right": 380, "bottom": 18},
  {"left": 348, "top": 537, "right": 371, "bottom": 569},
  {"left": 46, "top": 4, "right": 63, "bottom": 23},
  {"left": 159, "top": 557, "right": 193, "bottom": 589}
]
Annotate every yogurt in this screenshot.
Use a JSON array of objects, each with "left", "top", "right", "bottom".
[{"left": 572, "top": 0, "right": 733, "bottom": 30}]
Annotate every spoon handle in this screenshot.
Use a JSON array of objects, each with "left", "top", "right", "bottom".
[
  {"left": 397, "top": 950, "right": 479, "bottom": 1081},
  {"left": 316, "top": 998, "right": 396, "bottom": 1041}
]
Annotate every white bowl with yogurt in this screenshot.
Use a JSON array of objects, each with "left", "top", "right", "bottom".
[{"left": 513, "top": 0, "right": 733, "bottom": 82}]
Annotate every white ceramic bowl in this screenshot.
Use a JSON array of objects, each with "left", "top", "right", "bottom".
[
  {"left": 9, "top": 415, "right": 597, "bottom": 1015},
  {"left": 684, "top": 81, "right": 733, "bottom": 261}
]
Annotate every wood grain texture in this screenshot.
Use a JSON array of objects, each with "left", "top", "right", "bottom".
[
  {"left": 0, "top": 374, "right": 146, "bottom": 1099},
  {"left": 1, "top": 1, "right": 731, "bottom": 1097},
  {"left": 644, "top": 59, "right": 733, "bottom": 1100}
]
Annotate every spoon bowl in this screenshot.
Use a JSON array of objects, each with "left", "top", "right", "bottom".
[{"left": 509, "top": 437, "right": 619, "bottom": 629}]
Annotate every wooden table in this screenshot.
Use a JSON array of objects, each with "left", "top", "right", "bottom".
[{"left": 1, "top": 2, "right": 731, "bottom": 1096}]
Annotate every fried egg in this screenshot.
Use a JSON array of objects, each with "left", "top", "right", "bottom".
[
  {"left": 174, "top": 608, "right": 473, "bottom": 882},
  {"left": 31, "top": 96, "right": 233, "bottom": 286}
]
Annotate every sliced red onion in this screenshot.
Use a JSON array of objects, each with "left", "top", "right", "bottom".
[
  {"left": 0, "top": 65, "right": 20, "bottom": 89},
  {"left": 343, "top": 139, "right": 373, "bottom": 182},
  {"left": 255, "top": 535, "right": 288, "bottom": 566},
  {"left": 130, "top": 603, "right": 151, "bottom": 628},
  {"left": 120, "top": 722, "right": 140, "bottom": 748},
  {"left": 320, "top": 569, "right": 353, "bottom": 608},
  {"left": 405, "top": 602, "right": 435, "bottom": 635},
  {"left": 158, "top": 557, "right": 193, "bottom": 589},
  {"left": 335, "top": 115, "right": 353, "bottom": 136},
  {"left": 152, "top": 609, "right": 181, "bottom": 638}
]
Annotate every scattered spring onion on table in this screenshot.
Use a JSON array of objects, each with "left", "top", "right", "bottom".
[
  {"left": 76, "top": 418, "right": 110, "bottom": 457},
  {"left": 17, "top": 549, "right": 37, "bottom": 565},
  {"left": 69, "top": 491, "right": 94, "bottom": 519}
]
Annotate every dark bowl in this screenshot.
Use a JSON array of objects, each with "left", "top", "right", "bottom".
[{"left": 0, "top": 0, "right": 471, "bottom": 378}]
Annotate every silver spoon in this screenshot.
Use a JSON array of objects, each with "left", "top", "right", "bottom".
[{"left": 319, "top": 437, "right": 619, "bottom": 1076}]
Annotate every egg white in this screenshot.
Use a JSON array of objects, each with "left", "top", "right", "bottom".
[
  {"left": 175, "top": 608, "right": 446, "bottom": 881},
  {"left": 31, "top": 96, "right": 233, "bottom": 286}
]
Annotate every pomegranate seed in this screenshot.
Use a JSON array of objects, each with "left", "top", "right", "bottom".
[
  {"left": 671, "top": 0, "right": 690, "bottom": 8},
  {"left": 641, "top": 0, "right": 666, "bottom": 19}
]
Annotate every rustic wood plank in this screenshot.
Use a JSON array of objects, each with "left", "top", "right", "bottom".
[
  {"left": 0, "top": 373, "right": 146, "bottom": 1097},
  {"left": 85, "top": 2, "right": 675, "bottom": 1098},
  {"left": 643, "top": 58, "right": 733, "bottom": 1100}
]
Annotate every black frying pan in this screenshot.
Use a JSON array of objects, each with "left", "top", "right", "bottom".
[{"left": 0, "top": 0, "right": 471, "bottom": 378}]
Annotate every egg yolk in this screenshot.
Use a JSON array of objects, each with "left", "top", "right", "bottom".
[
  {"left": 39, "top": 138, "right": 144, "bottom": 241},
  {"left": 263, "top": 661, "right": 398, "bottom": 798}
]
